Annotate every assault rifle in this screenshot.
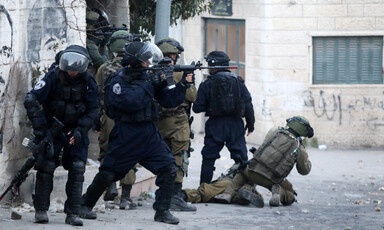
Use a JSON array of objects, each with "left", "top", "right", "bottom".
[
  {"left": 213, "top": 147, "right": 256, "bottom": 182},
  {"left": 92, "top": 24, "right": 144, "bottom": 41},
  {"left": 142, "top": 58, "right": 238, "bottom": 89},
  {"left": 0, "top": 117, "right": 64, "bottom": 202}
]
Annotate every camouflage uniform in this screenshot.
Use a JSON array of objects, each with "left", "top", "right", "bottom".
[
  {"left": 156, "top": 72, "right": 197, "bottom": 183},
  {"left": 155, "top": 37, "right": 198, "bottom": 212},
  {"left": 223, "top": 126, "right": 312, "bottom": 206}
]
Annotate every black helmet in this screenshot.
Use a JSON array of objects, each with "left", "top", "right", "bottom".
[
  {"left": 58, "top": 45, "right": 91, "bottom": 73},
  {"left": 205, "top": 51, "right": 230, "bottom": 66},
  {"left": 123, "top": 41, "right": 163, "bottom": 66},
  {"left": 286, "top": 116, "right": 314, "bottom": 138}
]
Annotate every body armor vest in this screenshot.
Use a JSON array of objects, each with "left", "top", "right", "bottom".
[
  {"left": 104, "top": 69, "right": 158, "bottom": 122},
  {"left": 248, "top": 128, "right": 301, "bottom": 184},
  {"left": 207, "top": 71, "right": 244, "bottom": 117},
  {"left": 46, "top": 70, "right": 88, "bottom": 126}
]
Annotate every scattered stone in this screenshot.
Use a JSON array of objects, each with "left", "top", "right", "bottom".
[
  {"left": 375, "top": 207, "right": 381, "bottom": 212},
  {"left": 373, "top": 200, "right": 382, "bottom": 204},
  {"left": 274, "top": 210, "right": 280, "bottom": 215},
  {"left": 369, "top": 176, "right": 375, "bottom": 180},
  {"left": 137, "top": 202, "right": 143, "bottom": 206},
  {"left": 355, "top": 200, "right": 362, "bottom": 205},
  {"left": 344, "top": 227, "right": 351, "bottom": 230},
  {"left": 11, "top": 211, "right": 22, "bottom": 220},
  {"left": 301, "top": 209, "right": 309, "bottom": 214},
  {"left": 379, "top": 187, "right": 384, "bottom": 192}
]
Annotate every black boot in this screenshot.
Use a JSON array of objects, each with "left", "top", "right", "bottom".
[
  {"left": 79, "top": 205, "right": 97, "bottom": 219},
  {"left": 170, "top": 183, "right": 196, "bottom": 212},
  {"left": 154, "top": 210, "right": 179, "bottom": 225},
  {"left": 238, "top": 188, "right": 264, "bottom": 208},
  {"left": 120, "top": 185, "right": 136, "bottom": 210},
  {"left": 34, "top": 210, "right": 49, "bottom": 223},
  {"left": 65, "top": 214, "right": 83, "bottom": 226},
  {"left": 104, "top": 182, "right": 118, "bottom": 201}
]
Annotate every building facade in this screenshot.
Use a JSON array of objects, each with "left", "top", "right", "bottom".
[{"left": 182, "top": 0, "right": 384, "bottom": 148}]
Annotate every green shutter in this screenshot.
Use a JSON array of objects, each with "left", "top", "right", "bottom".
[{"left": 313, "top": 36, "right": 383, "bottom": 84}]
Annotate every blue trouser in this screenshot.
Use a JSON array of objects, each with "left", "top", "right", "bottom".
[{"left": 200, "top": 117, "right": 248, "bottom": 184}]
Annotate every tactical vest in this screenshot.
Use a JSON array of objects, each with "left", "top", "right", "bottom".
[
  {"left": 46, "top": 69, "right": 88, "bottom": 126},
  {"left": 248, "top": 128, "right": 301, "bottom": 184},
  {"left": 104, "top": 69, "right": 158, "bottom": 122},
  {"left": 207, "top": 71, "right": 244, "bottom": 117}
]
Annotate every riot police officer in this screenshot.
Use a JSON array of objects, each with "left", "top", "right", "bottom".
[
  {"left": 79, "top": 41, "right": 192, "bottom": 224},
  {"left": 24, "top": 45, "right": 99, "bottom": 226},
  {"left": 94, "top": 30, "right": 138, "bottom": 209},
  {"left": 193, "top": 51, "right": 255, "bottom": 184},
  {"left": 155, "top": 38, "right": 197, "bottom": 212}
]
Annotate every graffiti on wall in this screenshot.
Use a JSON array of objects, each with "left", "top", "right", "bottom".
[
  {"left": 303, "top": 90, "right": 384, "bottom": 131},
  {"left": 0, "top": 0, "right": 68, "bottom": 156}
]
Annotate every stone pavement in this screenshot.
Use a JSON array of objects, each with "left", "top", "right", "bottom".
[{"left": 0, "top": 133, "right": 383, "bottom": 230}]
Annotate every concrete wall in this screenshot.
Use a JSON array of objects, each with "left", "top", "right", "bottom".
[{"left": 183, "top": 0, "right": 384, "bottom": 149}]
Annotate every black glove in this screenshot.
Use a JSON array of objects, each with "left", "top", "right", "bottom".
[
  {"left": 150, "top": 72, "right": 162, "bottom": 87},
  {"left": 93, "top": 112, "right": 102, "bottom": 132},
  {"left": 245, "top": 124, "right": 254, "bottom": 133},
  {"left": 33, "top": 128, "right": 46, "bottom": 141}
]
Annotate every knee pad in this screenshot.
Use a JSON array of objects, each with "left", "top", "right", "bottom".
[
  {"left": 157, "top": 164, "right": 177, "bottom": 183},
  {"left": 39, "top": 160, "right": 56, "bottom": 174},
  {"left": 69, "top": 160, "right": 86, "bottom": 174}
]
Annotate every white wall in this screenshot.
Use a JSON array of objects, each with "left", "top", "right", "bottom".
[{"left": 183, "top": 0, "right": 384, "bottom": 148}]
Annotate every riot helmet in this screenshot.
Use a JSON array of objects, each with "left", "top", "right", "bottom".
[
  {"left": 59, "top": 45, "right": 91, "bottom": 73},
  {"left": 205, "top": 51, "right": 230, "bottom": 66},
  {"left": 123, "top": 41, "right": 163, "bottom": 66},
  {"left": 109, "top": 30, "right": 134, "bottom": 53},
  {"left": 286, "top": 116, "right": 314, "bottom": 138}
]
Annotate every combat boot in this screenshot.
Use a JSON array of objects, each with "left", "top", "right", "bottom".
[
  {"left": 170, "top": 195, "right": 196, "bottom": 211},
  {"left": 65, "top": 214, "right": 83, "bottom": 226},
  {"left": 79, "top": 205, "right": 97, "bottom": 219},
  {"left": 269, "top": 184, "right": 281, "bottom": 207},
  {"left": 34, "top": 210, "right": 48, "bottom": 223},
  {"left": 214, "top": 193, "right": 232, "bottom": 204},
  {"left": 104, "top": 182, "right": 118, "bottom": 201},
  {"left": 120, "top": 185, "right": 137, "bottom": 210},
  {"left": 170, "top": 183, "right": 196, "bottom": 211},
  {"left": 154, "top": 210, "right": 179, "bottom": 225},
  {"left": 238, "top": 188, "right": 264, "bottom": 208}
]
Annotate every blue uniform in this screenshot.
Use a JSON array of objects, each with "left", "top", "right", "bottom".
[
  {"left": 101, "top": 70, "right": 187, "bottom": 176},
  {"left": 26, "top": 68, "right": 99, "bottom": 215},
  {"left": 193, "top": 70, "right": 255, "bottom": 184},
  {"left": 29, "top": 69, "right": 99, "bottom": 164},
  {"left": 82, "top": 69, "right": 188, "bottom": 212}
]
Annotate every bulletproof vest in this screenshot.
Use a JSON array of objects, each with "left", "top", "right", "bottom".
[
  {"left": 104, "top": 69, "right": 158, "bottom": 122},
  {"left": 248, "top": 128, "right": 301, "bottom": 184},
  {"left": 207, "top": 71, "right": 244, "bottom": 117},
  {"left": 46, "top": 70, "right": 88, "bottom": 126}
]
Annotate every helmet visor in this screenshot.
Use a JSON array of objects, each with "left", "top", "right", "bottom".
[
  {"left": 59, "top": 52, "right": 90, "bottom": 73},
  {"left": 135, "top": 42, "right": 163, "bottom": 65}
]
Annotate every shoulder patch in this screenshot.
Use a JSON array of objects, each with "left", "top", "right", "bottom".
[
  {"left": 33, "top": 80, "right": 46, "bottom": 90},
  {"left": 113, "top": 83, "right": 121, "bottom": 95}
]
